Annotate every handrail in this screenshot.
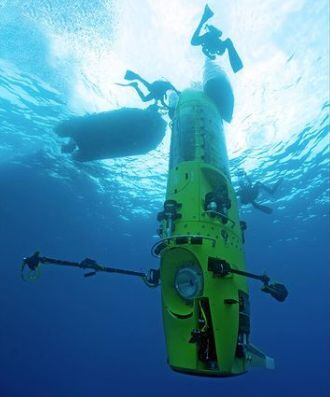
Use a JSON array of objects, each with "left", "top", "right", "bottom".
[
  {"left": 151, "top": 235, "right": 217, "bottom": 257},
  {"left": 203, "top": 210, "right": 236, "bottom": 228}
]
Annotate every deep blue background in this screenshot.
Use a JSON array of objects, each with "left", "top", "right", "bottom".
[{"left": 0, "top": 161, "right": 329, "bottom": 397}]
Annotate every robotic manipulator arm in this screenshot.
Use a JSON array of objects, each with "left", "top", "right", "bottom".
[
  {"left": 21, "top": 251, "right": 287, "bottom": 302},
  {"left": 21, "top": 251, "right": 160, "bottom": 287}
]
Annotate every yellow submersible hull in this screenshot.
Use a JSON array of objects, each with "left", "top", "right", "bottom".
[
  {"left": 21, "top": 72, "right": 287, "bottom": 378},
  {"left": 155, "top": 89, "right": 273, "bottom": 376}
]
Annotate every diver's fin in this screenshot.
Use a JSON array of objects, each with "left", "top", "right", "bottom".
[
  {"left": 124, "top": 70, "right": 141, "bottom": 81},
  {"left": 271, "top": 178, "right": 283, "bottom": 194},
  {"left": 201, "top": 4, "right": 214, "bottom": 24},
  {"left": 252, "top": 201, "right": 273, "bottom": 214},
  {"left": 115, "top": 82, "right": 138, "bottom": 88},
  {"left": 258, "top": 179, "right": 283, "bottom": 195},
  {"left": 226, "top": 40, "right": 243, "bottom": 73},
  {"left": 246, "top": 344, "right": 275, "bottom": 370}
]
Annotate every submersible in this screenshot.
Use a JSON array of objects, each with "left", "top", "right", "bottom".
[
  {"left": 21, "top": 64, "right": 287, "bottom": 377},
  {"left": 154, "top": 80, "right": 276, "bottom": 375}
]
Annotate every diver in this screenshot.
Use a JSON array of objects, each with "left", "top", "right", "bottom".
[
  {"left": 117, "top": 70, "right": 179, "bottom": 108},
  {"left": 191, "top": 4, "right": 243, "bottom": 73},
  {"left": 237, "top": 170, "right": 282, "bottom": 214}
]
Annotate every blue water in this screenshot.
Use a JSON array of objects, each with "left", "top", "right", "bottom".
[{"left": 0, "top": 1, "right": 329, "bottom": 396}]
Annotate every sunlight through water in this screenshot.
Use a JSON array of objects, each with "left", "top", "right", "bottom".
[{"left": 0, "top": 0, "right": 329, "bottom": 221}]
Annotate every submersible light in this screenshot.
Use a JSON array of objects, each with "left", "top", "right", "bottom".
[{"left": 174, "top": 266, "right": 203, "bottom": 300}]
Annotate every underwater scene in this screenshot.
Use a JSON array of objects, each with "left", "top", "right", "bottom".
[{"left": 0, "top": 0, "right": 329, "bottom": 396}]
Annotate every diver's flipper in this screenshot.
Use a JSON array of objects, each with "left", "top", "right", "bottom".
[
  {"left": 226, "top": 40, "right": 243, "bottom": 73},
  {"left": 124, "top": 70, "right": 141, "bottom": 81},
  {"left": 252, "top": 201, "right": 273, "bottom": 214},
  {"left": 116, "top": 82, "right": 138, "bottom": 88},
  {"left": 271, "top": 178, "right": 283, "bottom": 194},
  {"left": 201, "top": 4, "right": 214, "bottom": 24},
  {"left": 258, "top": 179, "right": 283, "bottom": 195},
  {"left": 246, "top": 344, "right": 275, "bottom": 370}
]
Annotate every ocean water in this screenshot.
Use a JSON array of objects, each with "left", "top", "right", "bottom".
[{"left": 0, "top": 1, "right": 329, "bottom": 396}]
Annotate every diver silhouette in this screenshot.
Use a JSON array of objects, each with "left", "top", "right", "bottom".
[
  {"left": 117, "top": 70, "right": 179, "bottom": 108},
  {"left": 237, "top": 171, "right": 282, "bottom": 214},
  {"left": 191, "top": 4, "right": 243, "bottom": 73}
]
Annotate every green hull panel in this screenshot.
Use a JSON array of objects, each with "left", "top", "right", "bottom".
[{"left": 158, "top": 90, "right": 266, "bottom": 376}]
